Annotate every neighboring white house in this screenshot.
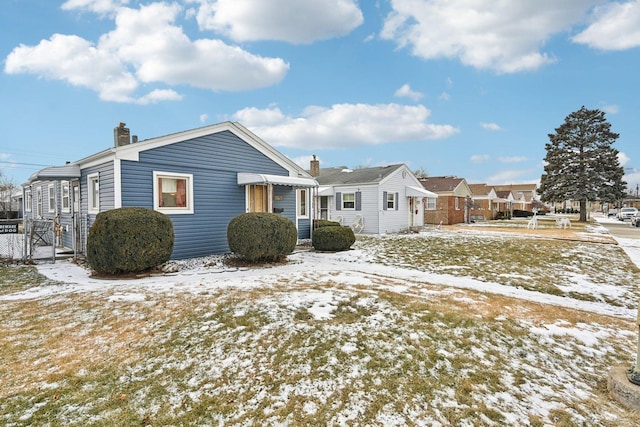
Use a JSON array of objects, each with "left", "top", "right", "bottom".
[{"left": 310, "top": 159, "right": 436, "bottom": 234}]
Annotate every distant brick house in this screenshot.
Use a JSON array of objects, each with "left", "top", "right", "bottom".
[
  {"left": 468, "top": 183, "right": 498, "bottom": 220},
  {"left": 419, "top": 176, "right": 473, "bottom": 224},
  {"left": 493, "top": 184, "right": 538, "bottom": 212}
]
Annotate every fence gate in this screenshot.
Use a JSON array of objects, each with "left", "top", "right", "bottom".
[
  {"left": 26, "top": 219, "right": 56, "bottom": 263},
  {"left": 0, "top": 219, "right": 23, "bottom": 261}
]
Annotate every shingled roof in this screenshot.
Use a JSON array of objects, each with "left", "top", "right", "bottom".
[{"left": 313, "top": 164, "right": 405, "bottom": 186}]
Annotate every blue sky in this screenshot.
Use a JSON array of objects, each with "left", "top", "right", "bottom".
[{"left": 2, "top": 0, "right": 640, "bottom": 192}]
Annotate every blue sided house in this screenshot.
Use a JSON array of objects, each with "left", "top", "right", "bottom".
[{"left": 23, "top": 122, "right": 318, "bottom": 259}]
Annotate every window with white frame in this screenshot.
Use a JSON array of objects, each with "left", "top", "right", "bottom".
[
  {"left": 88, "top": 173, "right": 100, "bottom": 214},
  {"left": 61, "top": 181, "right": 70, "bottom": 213},
  {"left": 297, "top": 188, "right": 308, "bottom": 218},
  {"left": 24, "top": 189, "right": 32, "bottom": 212},
  {"left": 153, "top": 171, "right": 194, "bottom": 214},
  {"left": 426, "top": 197, "right": 436, "bottom": 210},
  {"left": 342, "top": 192, "right": 355, "bottom": 210},
  {"left": 386, "top": 192, "right": 396, "bottom": 210},
  {"left": 36, "top": 187, "right": 42, "bottom": 217},
  {"left": 455, "top": 197, "right": 460, "bottom": 210},
  {"left": 48, "top": 184, "right": 55, "bottom": 212}
]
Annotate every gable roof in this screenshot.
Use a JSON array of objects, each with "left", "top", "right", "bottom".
[
  {"left": 419, "top": 176, "right": 472, "bottom": 197},
  {"left": 314, "top": 164, "right": 405, "bottom": 186},
  {"left": 30, "top": 122, "right": 313, "bottom": 182},
  {"left": 469, "top": 183, "right": 493, "bottom": 196}
]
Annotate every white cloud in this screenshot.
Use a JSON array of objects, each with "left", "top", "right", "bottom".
[
  {"left": 199, "top": 114, "right": 209, "bottom": 123},
  {"left": 498, "top": 156, "right": 527, "bottom": 163},
  {"left": 394, "top": 84, "right": 424, "bottom": 101},
  {"left": 471, "top": 154, "right": 490, "bottom": 164},
  {"left": 233, "top": 103, "right": 459, "bottom": 149},
  {"left": 61, "top": 0, "right": 128, "bottom": 15},
  {"left": 438, "top": 92, "right": 450, "bottom": 101},
  {"left": 601, "top": 104, "right": 619, "bottom": 114},
  {"left": 380, "top": 0, "right": 596, "bottom": 73},
  {"left": 618, "top": 151, "right": 630, "bottom": 166},
  {"left": 481, "top": 122, "right": 503, "bottom": 131},
  {"left": 193, "top": 0, "right": 363, "bottom": 43},
  {"left": 485, "top": 169, "right": 538, "bottom": 185},
  {"left": 573, "top": 0, "right": 640, "bottom": 50},
  {"left": 5, "top": 2, "right": 289, "bottom": 103}
]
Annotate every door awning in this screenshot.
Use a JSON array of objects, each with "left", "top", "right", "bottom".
[
  {"left": 29, "top": 164, "right": 81, "bottom": 183},
  {"left": 406, "top": 186, "right": 438, "bottom": 198},
  {"left": 237, "top": 173, "right": 318, "bottom": 188},
  {"left": 317, "top": 186, "right": 334, "bottom": 196}
]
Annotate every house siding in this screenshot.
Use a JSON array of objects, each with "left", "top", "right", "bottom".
[
  {"left": 119, "top": 131, "right": 295, "bottom": 259},
  {"left": 379, "top": 174, "right": 403, "bottom": 233}
]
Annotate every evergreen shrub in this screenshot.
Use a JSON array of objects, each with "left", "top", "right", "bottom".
[
  {"left": 312, "top": 226, "right": 355, "bottom": 252},
  {"left": 314, "top": 219, "right": 342, "bottom": 228},
  {"left": 86, "top": 207, "right": 174, "bottom": 275},
  {"left": 227, "top": 213, "right": 297, "bottom": 262}
]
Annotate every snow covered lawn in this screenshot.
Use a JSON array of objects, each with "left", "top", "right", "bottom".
[{"left": 1, "top": 218, "right": 640, "bottom": 426}]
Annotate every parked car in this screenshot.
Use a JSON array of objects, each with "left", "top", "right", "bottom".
[
  {"left": 618, "top": 207, "right": 638, "bottom": 221},
  {"left": 631, "top": 212, "right": 640, "bottom": 227},
  {"left": 608, "top": 208, "right": 618, "bottom": 217}
]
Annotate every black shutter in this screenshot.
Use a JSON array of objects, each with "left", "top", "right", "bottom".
[
  {"left": 355, "top": 191, "right": 362, "bottom": 211},
  {"left": 383, "top": 191, "right": 388, "bottom": 211},
  {"left": 395, "top": 192, "right": 399, "bottom": 210},
  {"left": 336, "top": 192, "right": 342, "bottom": 211}
]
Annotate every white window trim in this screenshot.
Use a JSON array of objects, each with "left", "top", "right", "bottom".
[
  {"left": 455, "top": 197, "right": 460, "bottom": 210},
  {"left": 24, "top": 189, "right": 32, "bottom": 212},
  {"left": 88, "top": 173, "right": 100, "bottom": 214},
  {"left": 297, "top": 188, "right": 309, "bottom": 218},
  {"left": 386, "top": 192, "right": 396, "bottom": 210},
  {"left": 48, "top": 184, "right": 56, "bottom": 213},
  {"left": 61, "top": 181, "right": 70, "bottom": 213},
  {"left": 426, "top": 197, "right": 436, "bottom": 211},
  {"left": 153, "top": 171, "right": 194, "bottom": 215},
  {"left": 342, "top": 192, "right": 356, "bottom": 210},
  {"left": 36, "top": 187, "right": 42, "bottom": 217}
]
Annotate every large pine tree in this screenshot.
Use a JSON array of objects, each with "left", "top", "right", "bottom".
[{"left": 540, "top": 106, "right": 626, "bottom": 222}]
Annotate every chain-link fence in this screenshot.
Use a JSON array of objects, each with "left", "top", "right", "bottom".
[{"left": 0, "top": 219, "right": 24, "bottom": 261}]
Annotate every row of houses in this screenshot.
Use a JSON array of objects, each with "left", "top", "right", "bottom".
[{"left": 18, "top": 121, "right": 538, "bottom": 260}]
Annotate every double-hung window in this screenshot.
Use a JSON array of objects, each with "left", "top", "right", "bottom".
[
  {"left": 24, "top": 189, "right": 32, "bottom": 212},
  {"left": 426, "top": 197, "right": 436, "bottom": 210},
  {"left": 342, "top": 193, "right": 355, "bottom": 210},
  {"left": 61, "top": 181, "right": 70, "bottom": 213},
  {"left": 297, "top": 188, "right": 309, "bottom": 218},
  {"left": 154, "top": 172, "right": 194, "bottom": 214},
  {"left": 36, "top": 187, "right": 42, "bottom": 217},
  {"left": 386, "top": 192, "right": 395, "bottom": 210},
  {"left": 48, "top": 184, "right": 56, "bottom": 212},
  {"left": 88, "top": 173, "right": 100, "bottom": 214}
]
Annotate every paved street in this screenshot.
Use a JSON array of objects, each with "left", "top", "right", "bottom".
[{"left": 595, "top": 214, "right": 640, "bottom": 239}]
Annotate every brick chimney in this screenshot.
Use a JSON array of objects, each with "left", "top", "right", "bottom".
[
  {"left": 114, "top": 122, "right": 131, "bottom": 147},
  {"left": 310, "top": 154, "right": 320, "bottom": 177}
]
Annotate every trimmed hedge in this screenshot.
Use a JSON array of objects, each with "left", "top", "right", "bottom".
[
  {"left": 227, "top": 213, "right": 297, "bottom": 262},
  {"left": 86, "top": 207, "right": 174, "bottom": 275},
  {"left": 314, "top": 219, "right": 342, "bottom": 228},
  {"left": 312, "top": 226, "right": 355, "bottom": 252}
]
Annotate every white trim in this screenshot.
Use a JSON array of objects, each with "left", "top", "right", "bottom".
[
  {"left": 114, "top": 159, "right": 122, "bottom": 209},
  {"left": 87, "top": 173, "right": 100, "bottom": 214},
  {"left": 237, "top": 172, "right": 318, "bottom": 188},
  {"left": 24, "top": 188, "right": 32, "bottom": 212},
  {"left": 153, "top": 171, "right": 194, "bottom": 215},
  {"left": 297, "top": 188, "right": 309, "bottom": 218},
  {"left": 61, "top": 181, "right": 70, "bottom": 213},
  {"left": 342, "top": 192, "right": 356, "bottom": 210},
  {"left": 47, "top": 183, "right": 56, "bottom": 213}
]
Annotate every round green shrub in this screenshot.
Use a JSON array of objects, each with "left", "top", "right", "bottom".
[
  {"left": 227, "top": 213, "right": 297, "bottom": 262},
  {"left": 312, "top": 226, "right": 355, "bottom": 252},
  {"left": 314, "top": 219, "right": 342, "bottom": 228},
  {"left": 86, "top": 207, "right": 174, "bottom": 275}
]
